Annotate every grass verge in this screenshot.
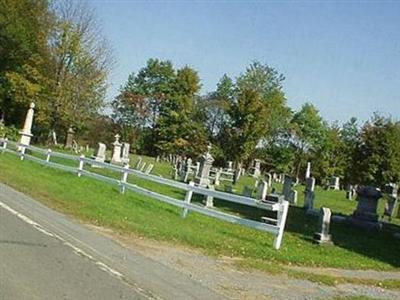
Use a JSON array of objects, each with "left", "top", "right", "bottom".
[{"left": 0, "top": 152, "right": 399, "bottom": 272}]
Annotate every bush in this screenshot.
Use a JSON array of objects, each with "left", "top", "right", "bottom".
[{"left": 0, "top": 124, "right": 19, "bottom": 141}]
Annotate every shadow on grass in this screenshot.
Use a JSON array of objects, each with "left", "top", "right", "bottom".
[{"left": 205, "top": 198, "right": 400, "bottom": 268}]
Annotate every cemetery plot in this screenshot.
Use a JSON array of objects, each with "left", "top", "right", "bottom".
[{"left": 0, "top": 139, "right": 289, "bottom": 250}]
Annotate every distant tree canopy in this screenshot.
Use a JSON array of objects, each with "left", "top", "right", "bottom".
[
  {"left": 1, "top": 1, "right": 399, "bottom": 188},
  {"left": 0, "top": 0, "right": 112, "bottom": 142},
  {"left": 112, "top": 59, "right": 207, "bottom": 157},
  {"left": 351, "top": 115, "right": 400, "bottom": 188}
]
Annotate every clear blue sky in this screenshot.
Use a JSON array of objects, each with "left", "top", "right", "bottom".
[{"left": 90, "top": 0, "right": 400, "bottom": 123}]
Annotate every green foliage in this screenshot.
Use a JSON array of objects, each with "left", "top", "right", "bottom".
[
  {"left": 290, "top": 103, "right": 328, "bottom": 177},
  {"left": 155, "top": 66, "right": 207, "bottom": 156},
  {"left": 0, "top": 0, "right": 112, "bottom": 141},
  {"left": 217, "top": 62, "right": 290, "bottom": 165},
  {"left": 1, "top": 152, "right": 399, "bottom": 271},
  {"left": 202, "top": 75, "right": 234, "bottom": 137},
  {"left": 0, "top": 0, "right": 53, "bottom": 126},
  {"left": 352, "top": 114, "right": 400, "bottom": 187},
  {"left": 0, "top": 123, "right": 19, "bottom": 140},
  {"left": 112, "top": 59, "right": 207, "bottom": 157}
]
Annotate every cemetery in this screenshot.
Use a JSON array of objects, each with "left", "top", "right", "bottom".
[
  {"left": 0, "top": 103, "right": 399, "bottom": 281},
  {"left": 1, "top": 2, "right": 399, "bottom": 297}
]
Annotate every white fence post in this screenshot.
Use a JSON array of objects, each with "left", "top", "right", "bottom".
[
  {"left": 273, "top": 200, "right": 289, "bottom": 250},
  {"left": 120, "top": 164, "right": 130, "bottom": 193},
  {"left": 46, "top": 149, "right": 52, "bottom": 162},
  {"left": 4, "top": 140, "right": 290, "bottom": 250},
  {"left": 20, "top": 145, "right": 26, "bottom": 161},
  {"left": 77, "top": 155, "right": 85, "bottom": 177},
  {"left": 182, "top": 181, "right": 195, "bottom": 218}
]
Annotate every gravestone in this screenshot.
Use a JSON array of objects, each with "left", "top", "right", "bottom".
[
  {"left": 283, "top": 176, "right": 297, "bottom": 204},
  {"left": 65, "top": 127, "right": 75, "bottom": 148},
  {"left": 51, "top": 130, "right": 58, "bottom": 145},
  {"left": 145, "top": 164, "right": 154, "bottom": 174},
  {"left": 349, "top": 186, "right": 382, "bottom": 230},
  {"left": 292, "top": 190, "right": 298, "bottom": 205},
  {"left": 92, "top": 143, "right": 106, "bottom": 167},
  {"left": 205, "top": 185, "right": 215, "bottom": 208},
  {"left": 304, "top": 177, "right": 316, "bottom": 210},
  {"left": 264, "top": 194, "right": 284, "bottom": 203},
  {"left": 135, "top": 157, "right": 142, "bottom": 169},
  {"left": 214, "top": 168, "right": 222, "bottom": 186},
  {"left": 272, "top": 173, "right": 277, "bottom": 182},
  {"left": 265, "top": 173, "right": 272, "bottom": 188},
  {"left": 233, "top": 168, "right": 241, "bottom": 184},
  {"left": 282, "top": 176, "right": 293, "bottom": 201},
  {"left": 305, "top": 162, "right": 311, "bottom": 179},
  {"left": 252, "top": 159, "right": 261, "bottom": 177},
  {"left": 383, "top": 183, "right": 398, "bottom": 220},
  {"left": 242, "top": 186, "right": 253, "bottom": 197},
  {"left": 328, "top": 176, "right": 340, "bottom": 190},
  {"left": 278, "top": 174, "right": 284, "bottom": 183},
  {"left": 314, "top": 207, "right": 332, "bottom": 244},
  {"left": 121, "top": 143, "right": 130, "bottom": 165},
  {"left": 72, "top": 140, "right": 79, "bottom": 153},
  {"left": 257, "top": 180, "right": 268, "bottom": 201},
  {"left": 227, "top": 161, "right": 233, "bottom": 171},
  {"left": 195, "top": 162, "right": 200, "bottom": 177},
  {"left": 19, "top": 102, "right": 35, "bottom": 150},
  {"left": 183, "top": 158, "right": 192, "bottom": 182},
  {"left": 345, "top": 184, "right": 356, "bottom": 200},
  {"left": 111, "top": 134, "right": 122, "bottom": 164},
  {"left": 196, "top": 145, "right": 214, "bottom": 187}
]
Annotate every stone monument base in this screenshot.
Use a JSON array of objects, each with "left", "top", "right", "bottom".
[
  {"left": 313, "top": 232, "right": 332, "bottom": 245},
  {"left": 347, "top": 217, "right": 382, "bottom": 231}
]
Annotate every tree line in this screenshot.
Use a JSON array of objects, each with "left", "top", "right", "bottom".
[
  {"left": 111, "top": 58, "right": 400, "bottom": 188},
  {"left": 0, "top": 0, "right": 112, "bottom": 142},
  {"left": 1, "top": 0, "right": 399, "bottom": 188}
]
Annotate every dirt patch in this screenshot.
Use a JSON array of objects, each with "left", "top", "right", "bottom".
[{"left": 86, "top": 224, "right": 400, "bottom": 300}]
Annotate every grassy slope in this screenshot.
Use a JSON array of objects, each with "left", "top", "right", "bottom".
[{"left": 1, "top": 152, "right": 399, "bottom": 271}]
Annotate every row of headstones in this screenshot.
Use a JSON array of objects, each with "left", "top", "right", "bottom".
[
  {"left": 133, "top": 157, "right": 154, "bottom": 174},
  {"left": 173, "top": 155, "right": 236, "bottom": 186},
  {"left": 312, "top": 183, "right": 399, "bottom": 245},
  {"left": 93, "top": 134, "right": 130, "bottom": 165}
]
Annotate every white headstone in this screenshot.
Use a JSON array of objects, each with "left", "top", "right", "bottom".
[
  {"left": 92, "top": 143, "right": 106, "bottom": 167},
  {"left": 145, "top": 164, "right": 154, "bottom": 174},
  {"left": 111, "top": 134, "right": 122, "bottom": 164},
  {"left": 305, "top": 162, "right": 311, "bottom": 179},
  {"left": 252, "top": 159, "right": 261, "bottom": 177},
  {"left": 265, "top": 173, "right": 272, "bottom": 187},
  {"left": 314, "top": 207, "right": 332, "bottom": 244},
  {"left": 196, "top": 145, "right": 214, "bottom": 187},
  {"left": 19, "top": 102, "right": 35, "bottom": 150},
  {"left": 257, "top": 180, "right": 268, "bottom": 201},
  {"left": 121, "top": 142, "right": 130, "bottom": 164},
  {"left": 205, "top": 185, "right": 215, "bottom": 208}
]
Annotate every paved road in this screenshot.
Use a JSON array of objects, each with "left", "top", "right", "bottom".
[{"left": 0, "top": 183, "right": 225, "bottom": 300}]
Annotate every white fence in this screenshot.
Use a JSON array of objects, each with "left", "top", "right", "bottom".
[{"left": 0, "top": 139, "right": 289, "bottom": 249}]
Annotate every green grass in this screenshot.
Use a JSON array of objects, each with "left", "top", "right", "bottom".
[{"left": 1, "top": 151, "right": 399, "bottom": 272}]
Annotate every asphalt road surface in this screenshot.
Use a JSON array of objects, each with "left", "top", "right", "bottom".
[{"left": 0, "top": 183, "right": 225, "bottom": 300}]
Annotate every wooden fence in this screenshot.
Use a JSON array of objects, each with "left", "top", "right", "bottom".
[{"left": 0, "top": 138, "right": 289, "bottom": 249}]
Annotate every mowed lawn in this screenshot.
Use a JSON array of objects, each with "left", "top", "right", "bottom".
[{"left": 0, "top": 151, "right": 399, "bottom": 271}]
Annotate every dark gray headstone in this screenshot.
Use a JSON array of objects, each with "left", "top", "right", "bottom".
[{"left": 348, "top": 186, "right": 382, "bottom": 230}]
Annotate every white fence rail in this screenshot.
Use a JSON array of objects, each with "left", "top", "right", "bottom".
[{"left": 0, "top": 139, "right": 289, "bottom": 249}]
